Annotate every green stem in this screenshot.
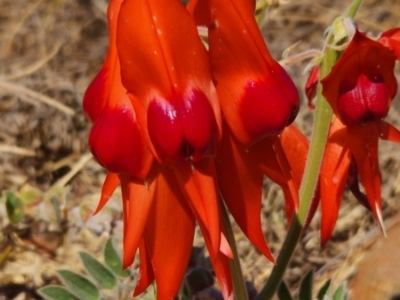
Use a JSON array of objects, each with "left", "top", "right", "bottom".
[
  {"left": 254, "top": 0, "right": 364, "bottom": 299},
  {"left": 221, "top": 202, "right": 249, "bottom": 300}
]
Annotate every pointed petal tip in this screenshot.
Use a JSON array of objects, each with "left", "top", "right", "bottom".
[
  {"left": 375, "top": 202, "right": 386, "bottom": 237},
  {"left": 220, "top": 233, "right": 233, "bottom": 259}
]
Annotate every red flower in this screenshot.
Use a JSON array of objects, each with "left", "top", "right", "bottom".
[
  {"left": 85, "top": 0, "right": 233, "bottom": 299},
  {"left": 188, "top": 0, "right": 309, "bottom": 262},
  {"left": 320, "top": 30, "right": 400, "bottom": 245}
]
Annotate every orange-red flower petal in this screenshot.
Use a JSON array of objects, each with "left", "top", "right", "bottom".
[
  {"left": 320, "top": 118, "right": 351, "bottom": 246},
  {"left": 117, "top": 0, "right": 221, "bottom": 163},
  {"left": 379, "top": 27, "right": 400, "bottom": 60}
]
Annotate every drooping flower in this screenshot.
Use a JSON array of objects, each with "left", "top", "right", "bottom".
[
  {"left": 319, "top": 30, "right": 400, "bottom": 246},
  {"left": 188, "top": 0, "right": 309, "bottom": 262},
  {"left": 82, "top": 0, "right": 152, "bottom": 208},
  {"left": 85, "top": 0, "right": 234, "bottom": 299}
]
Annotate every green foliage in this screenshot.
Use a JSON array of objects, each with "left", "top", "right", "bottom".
[
  {"left": 38, "top": 238, "right": 135, "bottom": 300},
  {"left": 79, "top": 251, "right": 117, "bottom": 289},
  {"left": 276, "top": 271, "right": 347, "bottom": 300},
  {"left": 332, "top": 283, "right": 348, "bottom": 300},
  {"left": 104, "top": 238, "right": 130, "bottom": 278},
  {"left": 298, "top": 270, "right": 313, "bottom": 300},
  {"left": 57, "top": 270, "right": 100, "bottom": 300},
  {"left": 38, "top": 285, "right": 82, "bottom": 300},
  {"left": 277, "top": 280, "right": 293, "bottom": 300},
  {"left": 5, "top": 191, "right": 24, "bottom": 223},
  {"left": 316, "top": 279, "right": 331, "bottom": 300}
]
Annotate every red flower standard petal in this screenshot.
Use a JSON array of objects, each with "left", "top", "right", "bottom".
[
  {"left": 117, "top": 0, "right": 221, "bottom": 164},
  {"left": 204, "top": 0, "right": 299, "bottom": 146},
  {"left": 82, "top": 0, "right": 124, "bottom": 122}
]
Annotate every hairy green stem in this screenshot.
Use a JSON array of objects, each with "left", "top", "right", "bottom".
[
  {"left": 254, "top": 0, "right": 364, "bottom": 299},
  {"left": 221, "top": 202, "right": 249, "bottom": 300}
]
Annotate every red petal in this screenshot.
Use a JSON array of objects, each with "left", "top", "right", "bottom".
[
  {"left": 250, "top": 137, "right": 299, "bottom": 225},
  {"left": 117, "top": 0, "right": 216, "bottom": 100},
  {"left": 147, "top": 89, "right": 219, "bottom": 163},
  {"left": 134, "top": 239, "right": 155, "bottom": 296},
  {"left": 304, "top": 66, "right": 320, "bottom": 109},
  {"left": 117, "top": 0, "right": 221, "bottom": 163},
  {"left": 379, "top": 121, "right": 400, "bottom": 143},
  {"left": 119, "top": 172, "right": 157, "bottom": 268},
  {"left": 217, "top": 124, "right": 274, "bottom": 262},
  {"left": 347, "top": 124, "right": 385, "bottom": 232},
  {"left": 280, "top": 125, "right": 319, "bottom": 229},
  {"left": 172, "top": 158, "right": 222, "bottom": 259},
  {"left": 320, "top": 119, "right": 351, "bottom": 246},
  {"left": 186, "top": 0, "right": 212, "bottom": 26},
  {"left": 82, "top": 67, "right": 109, "bottom": 122},
  {"left": 93, "top": 172, "right": 120, "bottom": 215},
  {"left": 379, "top": 27, "right": 400, "bottom": 60},
  {"left": 82, "top": 0, "right": 125, "bottom": 122},
  {"left": 88, "top": 96, "right": 153, "bottom": 179},
  {"left": 207, "top": 0, "right": 299, "bottom": 145},
  {"left": 142, "top": 165, "right": 196, "bottom": 299},
  {"left": 197, "top": 217, "right": 234, "bottom": 300}
]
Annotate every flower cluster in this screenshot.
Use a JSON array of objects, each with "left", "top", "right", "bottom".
[
  {"left": 83, "top": 0, "right": 308, "bottom": 299},
  {"left": 306, "top": 28, "right": 400, "bottom": 246}
]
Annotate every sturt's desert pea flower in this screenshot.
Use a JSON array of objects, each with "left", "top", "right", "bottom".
[
  {"left": 188, "top": 0, "right": 310, "bottom": 262},
  {"left": 82, "top": 0, "right": 152, "bottom": 212},
  {"left": 84, "top": 0, "right": 236, "bottom": 299},
  {"left": 320, "top": 30, "right": 400, "bottom": 246}
]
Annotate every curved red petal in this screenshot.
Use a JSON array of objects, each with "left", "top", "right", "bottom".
[
  {"left": 82, "top": 67, "right": 109, "bottom": 122},
  {"left": 117, "top": 0, "right": 221, "bottom": 164},
  {"left": 82, "top": 0, "right": 125, "bottom": 122},
  {"left": 320, "top": 119, "right": 351, "bottom": 246},
  {"left": 187, "top": 0, "right": 212, "bottom": 26},
  {"left": 172, "top": 158, "right": 222, "bottom": 259},
  {"left": 217, "top": 124, "right": 274, "bottom": 262},
  {"left": 304, "top": 66, "right": 320, "bottom": 109},
  {"left": 117, "top": 0, "right": 216, "bottom": 99},
  {"left": 250, "top": 137, "right": 299, "bottom": 225},
  {"left": 93, "top": 172, "right": 120, "bottom": 215},
  {"left": 379, "top": 121, "right": 400, "bottom": 143},
  {"left": 134, "top": 239, "right": 155, "bottom": 296},
  {"left": 89, "top": 96, "right": 153, "bottom": 179},
  {"left": 197, "top": 217, "right": 233, "bottom": 300},
  {"left": 347, "top": 124, "right": 384, "bottom": 232},
  {"left": 280, "top": 124, "right": 319, "bottom": 229},
  {"left": 207, "top": 0, "right": 299, "bottom": 145},
  {"left": 119, "top": 173, "right": 157, "bottom": 268},
  {"left": 142, "top": 165, "right": 195, "bottom": 299},
  {"left": 379, "top": 27, "right": 400, "bottom": 60}
]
